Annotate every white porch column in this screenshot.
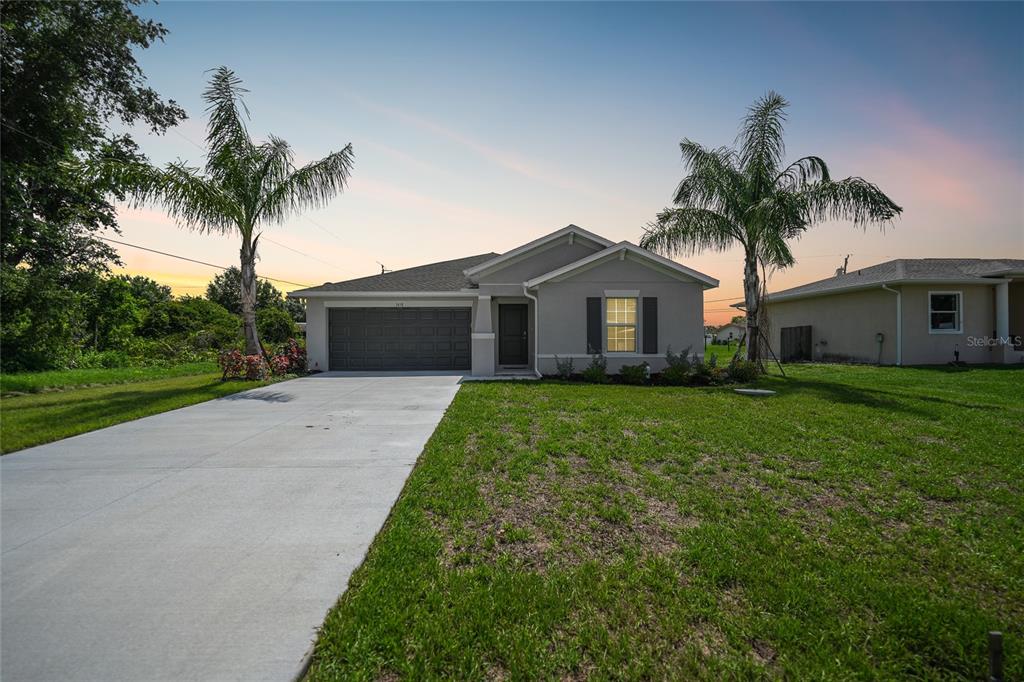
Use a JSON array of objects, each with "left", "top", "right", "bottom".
[
  {"left": 471, "top": 295, "right": 495, "bottom": 376},
  {"left": 995, "top": 281, "right": 1010, "bottom": 364},
  {"left": 995, "top": 281, "right": 1010, "bottom": 341}
]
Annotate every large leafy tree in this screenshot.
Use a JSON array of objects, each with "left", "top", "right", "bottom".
[
  {"left": 123, "top": 67, "right": 352, "bottom": 355},
  {"left": 1, "top": 0, "right": 184, "bottom": 272},
  {"left": 206, "top": 266, "right": 285, "bottom": 315},
  {"left": 0, "top": 0, "right": 184, "bottom": 370},
  {"left": 641, "top": 92, "right": 901, "bottom": 363}
]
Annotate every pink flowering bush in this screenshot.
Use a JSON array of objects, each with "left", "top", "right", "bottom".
[
  {"left": 218, "top": 349, "right": 268, "bottom": 380},
  {"left": 268, "top": 354, "right": 291, "bottom": 376},
  {"left": 219, "top": 339, "right": 304, "bottom": 381}
]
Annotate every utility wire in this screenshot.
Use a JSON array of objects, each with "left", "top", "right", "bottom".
[{"left": 97, "top": 236, "right": 311, "bottom": 288}]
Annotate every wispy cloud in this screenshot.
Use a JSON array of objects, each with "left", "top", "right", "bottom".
[{"left": 344, "top": 91, "right": 640, "bottom": 210}]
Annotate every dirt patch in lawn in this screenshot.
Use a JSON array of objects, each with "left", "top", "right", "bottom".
[{"left": 432, "top": 454, "right": 699, "bottom": 571}]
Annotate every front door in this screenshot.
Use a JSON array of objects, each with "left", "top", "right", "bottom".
[{"left": 498, "top": 304, "right": 529, "bottom": 366}]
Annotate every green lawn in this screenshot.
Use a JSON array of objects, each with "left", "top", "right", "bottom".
[
  {"left": 1, "top": 371, "right": 277, "bottom": 453},
  {"left": 310, "top": 364, "right": 1023, "bottom": 680},
  {"left": 0, "top": 362, "right": 219, "bottom": 395}
]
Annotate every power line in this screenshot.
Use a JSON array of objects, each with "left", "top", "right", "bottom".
[{"left": 97, "top": 236, "right": 311, "bottom": 288}]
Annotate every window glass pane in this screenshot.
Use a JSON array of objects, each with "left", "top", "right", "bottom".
[
  {"left": 930, "top": 294, "right": 958, "bottom": 312},
  {"left": 930, "top": 312, "right": 957, "bottom": 330},
  {"left": 605, "top": 298, "right": 636, "bottom": 324},
  {"left": 607, "top": 325, "right": 636, "bottom": 352}
]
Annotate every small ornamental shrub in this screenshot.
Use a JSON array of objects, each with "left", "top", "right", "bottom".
[
  {"left": 218, "top": 349, "right": 267, "bottom": 380},
  {"left": 665, "top": 345, "right": 693, "bottom": 372},
  {"left": 268, "top": 354, "right": 291, "bottom": 376},
  {"left": 619, "top": 362, "right": 649, "bottom": 385},
  {"left": 726, "top": 358, "right": 760, "bottom": 383},
  {"left": 553, "top": 355, "right": 574, "bottom": 380},
  {"left": 218, "top": 349, "right": 245, "bottom": 379},
  {"left": 279, "top": 338, "right": 306, "bottom": 372},
  {"left": 581, "top": 355, "right": 610, "bottom": 384},
  {"left": 660, "top": 364, "right": 689, "bottom": 386},
  {"left": 244, "top": 354, "right": 268, "bottom": 380}
]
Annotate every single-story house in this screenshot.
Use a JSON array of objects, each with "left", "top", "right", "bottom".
[
  {"left": 714, "top": 322, "right": 745, "bottom": 342},
  {"left": 288, "top": 225, "right": 718, "bottom": 376},
  {"left": 765, "top": 258, "right": 1024, "bottom": 365}
]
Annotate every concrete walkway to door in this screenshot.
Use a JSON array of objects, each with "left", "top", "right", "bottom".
[{"left": 1, "top": 373, "right": 462, "bottom": 681}]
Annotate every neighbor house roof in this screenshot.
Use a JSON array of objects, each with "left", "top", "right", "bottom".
[
  {"left": 768, "top": 258, "right": 1024, "bottom": 302},
  {"left": 290, "top": 253, "right": 497, "bottom": 296}
]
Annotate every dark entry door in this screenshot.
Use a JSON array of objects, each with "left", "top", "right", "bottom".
[
  {"left": 328, "top": 307, "right": 471, "bottom": 371},
  {"left": 498, "top": 304, "right": 528, "bottom": 366}
]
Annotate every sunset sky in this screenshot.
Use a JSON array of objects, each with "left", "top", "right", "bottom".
[{"left": 114, "top": 1, "right": 1023, "bottom": 324}]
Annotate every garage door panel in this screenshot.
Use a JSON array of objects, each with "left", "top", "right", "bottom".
[{"left": 328, "top": 307, "right": 471, "bottom": 371}]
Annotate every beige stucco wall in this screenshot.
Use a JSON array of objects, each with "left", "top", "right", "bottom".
[
  {"left": 475, "top": 239, "right": 603, "bottom": 285},
  {"left": 899, "top": 284, "right": 997, "bottom": 365},
  {"left": 767, "top": 283, "right": 1001, "bottom": 365},
  {"left": 534, "top": 254, "right": 705, "bottom": 374},
  {"left": 767, "top": 288, "right": 898, "bottom": 364}
]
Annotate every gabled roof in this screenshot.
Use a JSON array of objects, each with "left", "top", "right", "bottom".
[
  {"left": 768, "top": 258, "right": 1024, "bottom": 302},
  {"left": 462, "top": 224, "right": 614, "bottom": 278},
  {"left": 289, "top": 253, "right": 497, "bottom": 296},
  {"left": 525, "top": 241, "right": 719, "bottom": 289}
]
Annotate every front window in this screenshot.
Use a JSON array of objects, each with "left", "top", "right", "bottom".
[
  {"left": 929, "top": 292, "right": 962, "bottom": 333},
  {"left": 606, "top": 297, "right": 636, "bottom": 352}
]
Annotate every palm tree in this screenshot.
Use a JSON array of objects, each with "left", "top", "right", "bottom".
[
  {"left": 640, "top": 92, "right": 901, "bottom": 364},
  {"left": 124, "top": 67, "right": 353, "bottom": 356}
]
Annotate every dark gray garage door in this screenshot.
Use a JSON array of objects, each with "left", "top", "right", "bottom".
[{"left": 328, "top": 307, "right": 471, "bottom": 371}]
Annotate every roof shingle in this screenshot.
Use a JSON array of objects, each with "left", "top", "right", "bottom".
[
  {"left": 769, "top": 258, "right": 1024, "bottom": 301},
  {"left": 290, "top": 253, "right": 498, "bottom": 294}
]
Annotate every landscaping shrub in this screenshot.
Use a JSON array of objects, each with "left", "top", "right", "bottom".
[
  {"left": 726, "top": 357, "right": 760, "bottom": 383},
  {"left": 581, "top": 355, "right": 609, "bottom": 383},
  {"left": 553, "top": 355, "right": 574, "bottom": 380},
  {"left": 619, "top": 362, "right": 649, "bottom": 385},
  {"left": 665, "top": 345, "right": 693, "bottom": 372},
  {"left": 257, "top": 306, "right": 298, "bottom": 344},
  {"left": 268, "top": 354, "right": 291, "bottom": 376},
  {"left": 659, "top": 364, "right": 690, "bottom": 386},
  {"left": 218, "top": 349, "right": 267, "bottom": 380},
  {"left": 277, "top": 338, "right": 306, "bottom": 373}
]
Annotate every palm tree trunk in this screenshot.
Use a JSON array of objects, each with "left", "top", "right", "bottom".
[
  {"left": 743, "top": 252, "right": 761, "bottom": 363},
  {"left": 239, "top": 232, "right": 262, "bottom": 356}
]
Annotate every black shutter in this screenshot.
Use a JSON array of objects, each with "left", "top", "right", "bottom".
[
  {"left": 586, "top": 297, "right": 602, "bottom": 354},
  {"left": 642, "top": 297, "right": 658, "bottom": 354}
]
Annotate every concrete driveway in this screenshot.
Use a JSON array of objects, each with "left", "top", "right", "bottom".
[{"left": 1, "top": 373, "right": 462, "bottom": 681}]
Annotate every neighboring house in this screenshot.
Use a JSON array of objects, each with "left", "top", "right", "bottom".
[
  {"left": 289, "top": 225, "right": 718, "bottom": 376},
  {"left": 714, "top": 323, "right": 745, "bottom": 342},
  {"left": 765, "top": 258, "right": 1024, "bottom": 365}
]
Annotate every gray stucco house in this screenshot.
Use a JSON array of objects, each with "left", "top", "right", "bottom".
[
  {"left": 289, "top": 225, "right": 718, "bottom": 376},
  {"left": 766, "top": 258, "right": 1024, "bottom": 366}
]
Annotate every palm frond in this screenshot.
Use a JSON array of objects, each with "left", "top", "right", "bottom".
[
  {"left": 775, "top": 156, "right": 830, "bottom": 190},
  {"left": 640, "top": 207, "right": 744, "bottom": 257},
  {"left": 257, "top": 144, "right": 354, "bottom": 223},
  {"left": 737, "top": 91, "right": 788, "bottom": 190},
  {"left": 673, "top": 140, "right": 745, "bottom": 219},
  {"left": 801, "top": 177, "right": 902, "bottom": 227},
  {"left": 126, "top": 160, "right": 240, "bottom": 234},
  {"left": 203, "top": 67, "right": 253, "bottom": 175}
]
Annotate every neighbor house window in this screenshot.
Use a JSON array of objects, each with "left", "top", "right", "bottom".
[
  {"left": 928, "top": 291, "right": 962, "bottom": 333},
  {"left": 606, "top": 297, "right": 636, "bottom": 352}
]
